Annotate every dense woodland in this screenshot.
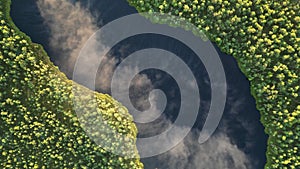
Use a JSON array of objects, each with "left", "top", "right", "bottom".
[
  {"left": 0, "top": 0, "right": 143, "bottom": 168},
  {"left": 127, "top": 0, "right": 300, "bottom": 168},
  {"left": 0, "top": 0, "right": 299, "bottom": 168}
]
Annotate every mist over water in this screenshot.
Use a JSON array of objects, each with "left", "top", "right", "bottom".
[{"left": 11, "top": 0, "right": 268, "bottom": 168}]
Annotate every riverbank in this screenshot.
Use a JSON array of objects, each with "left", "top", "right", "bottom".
[
  {"left": 0, "top": 0, "right": 143, "bottom": 168},
  {"left": 127, "top": 0, "right": 300, "bottom": 168}
]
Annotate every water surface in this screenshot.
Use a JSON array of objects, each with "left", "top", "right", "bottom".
[{"left": 11, "top": 0, "right": 268, "bottom": 168}]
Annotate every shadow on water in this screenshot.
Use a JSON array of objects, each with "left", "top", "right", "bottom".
[
  {"left": 10, "top": 0, "right": 267, "bottom": 168},
  {"left": 10, "top": 0, "right": 51, "bottom": 52}
]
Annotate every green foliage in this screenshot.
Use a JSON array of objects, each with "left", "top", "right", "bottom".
[
  {"left": 0, "top": 0, "right": 143, "bottom": 168},
  {"left": 127, "top": 0, "right": 300, "bottom": 168}
]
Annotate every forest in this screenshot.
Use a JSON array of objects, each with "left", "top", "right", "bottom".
[
  {"left": 0, "top": 0, "right": 299, "bottom": 168},
  {"left": 0, "top": 0, "right": 143, "bottom": 168},
  {"left": 127, "top": 0, "right": 300, "bottom": 168}
]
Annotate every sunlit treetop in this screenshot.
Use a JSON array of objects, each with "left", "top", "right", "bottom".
[{"left": 0, "top": 0, "right": 143, "bottom": 168}]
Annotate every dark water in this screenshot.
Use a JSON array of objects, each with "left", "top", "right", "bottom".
[{"left": 11, "top": 0, "right": 268, "bottom": 168}]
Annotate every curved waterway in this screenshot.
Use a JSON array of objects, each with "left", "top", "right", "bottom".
[{"left": 11, "top": 0, "right": 268, "bottom": 168}]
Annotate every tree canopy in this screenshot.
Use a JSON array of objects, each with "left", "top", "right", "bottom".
[
  {"left": 127, "top": 0, "right": 300, "bottom": 168},
  {"left": 0, "top": 0, "right": 143, "bottom": 168}
]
